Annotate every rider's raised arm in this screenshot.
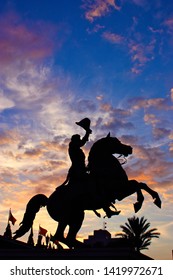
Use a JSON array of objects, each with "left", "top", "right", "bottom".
[{"left": 80, "top": 130, "right": 91, "bottom": 147}]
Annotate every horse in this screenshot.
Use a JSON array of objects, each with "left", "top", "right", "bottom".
[{"left": 13, "top": 133, "right": 161, "bottom": 248}]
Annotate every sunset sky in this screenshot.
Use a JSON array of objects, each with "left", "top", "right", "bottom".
[{"left": 0, "top": 0, "right": 173, "bottom": 260}]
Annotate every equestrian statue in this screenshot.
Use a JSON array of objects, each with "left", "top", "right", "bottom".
[{"left": 13, "top": 118, "right": 161, "bottom": 248}]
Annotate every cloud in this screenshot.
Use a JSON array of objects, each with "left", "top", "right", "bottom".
[
  {"left": 128, "top": 96, "right": 171, "bottom": 111},
  {"left": 70, "top": 99, "right": 97, "bottom": 113},
  {"left": 171, "top": 88, "right": 173, "bottom": 101},
  {"left": 0, "top": 92, "right": 15, "bottom": 111},
  {"left": 152, "top": 127, "right": 172, "bottom": 140},
  {"left": 0, "top": 11, "right": 67, "bottom": 114},
  {"left": 144, "top": 114, "right": 160, "bottom": 126},
  {"left": 0, "top": 131, "right": 17, "bottom": 146},
  {"left": 0, "top": 12, "right": 57, "bottom": 67},
  {"left": 148, "top": 26, "right": 163, "bottom": 34},
  {"left": 96, "top": 102, "right": 134, "bottom": 133},
  {"left": 127, "top": 144, "right": 173, "bottom": 188},
  {"left": 102, "top": 31, "right": 124, "bottom": 44},
  {"left": 86, "top": 24, "right": 105, "bottom": 34},
  {"left": 101, "top": 30, "right": 156, "bottom": 74},
  {"left": 164, "top": 17, "right": 173, "bottom": 31},
  {"left": 128, "top": 39, "right": 156, "bottom": 73},
  {"left": 82, "top": 0, "right": 120, "bottom": 22}
]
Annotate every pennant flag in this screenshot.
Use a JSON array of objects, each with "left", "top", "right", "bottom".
[
  {"left": 39, "top": 225, "right": 47, "bottom": 236},
  {"left": 8, "top": 209, "right": 17, "bottom": 225},
  {"left": 3, "top": 222, "right": 12, "bottom": 239}
]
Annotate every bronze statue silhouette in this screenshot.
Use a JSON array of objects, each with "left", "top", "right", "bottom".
[
  {"left": 60, "top": 118, "right": 119, "bottom": 218},
  {"left": 61, "top": 118, "right": 91, "bottom": 188},
  {"left": 13, "top": 120, "right": 161, "bottom": 248}
]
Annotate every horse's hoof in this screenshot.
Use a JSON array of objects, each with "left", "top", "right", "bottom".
[
  {"left": 154, "top": 196, "right": 162, "bottom": 208},
  {"left": 134, "top": 202, "right": 142, "bottom": 213}
]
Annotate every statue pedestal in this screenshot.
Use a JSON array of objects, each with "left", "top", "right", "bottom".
[{"left": 0, "top": 235, "right": 152, "bottom": 260}]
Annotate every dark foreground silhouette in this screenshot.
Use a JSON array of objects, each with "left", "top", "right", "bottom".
[
  {"left": 13, "top": 132, "right": 161, "bottom": 248},
  {"left": 0, "top": 234, "right": 153, "bottom": 260}
]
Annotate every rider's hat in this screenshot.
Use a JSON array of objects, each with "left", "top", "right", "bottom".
[{"left": 76, "top": 118, "right": 92, "bottom": 133}]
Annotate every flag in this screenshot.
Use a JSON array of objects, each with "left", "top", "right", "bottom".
[
  {"left": 3, "top": 222, "right": 12, "bottom": 239},
  {"left": 8, "top": 209, "right": 17, "bottom": 225},
  {"left": 39, "top": 225, "right": 47, "bottom": 236}
]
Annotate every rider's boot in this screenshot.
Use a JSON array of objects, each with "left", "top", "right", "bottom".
[
  {"left": 93, "top": 210, "right": 101, "bottom": 217},
  {"left": 103, "top": 207, "right": 121, "bottom": 218}
]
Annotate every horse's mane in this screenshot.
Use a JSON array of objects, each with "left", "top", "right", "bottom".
[{"left": 88, "top": 137, "right": 108, "bottom": 167}]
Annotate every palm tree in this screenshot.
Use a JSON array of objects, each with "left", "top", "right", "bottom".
[{"left": 116, "top": 216, "right": 160, "bottom": 252}]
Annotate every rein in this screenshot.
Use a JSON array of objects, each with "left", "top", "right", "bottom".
[{"left": 117, "top": 154, "right": 127, "bottom": 165}]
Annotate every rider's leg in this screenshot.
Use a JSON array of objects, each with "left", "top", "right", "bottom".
[{"left": 103, "top": 205, "right": 121, "bottom": 218}]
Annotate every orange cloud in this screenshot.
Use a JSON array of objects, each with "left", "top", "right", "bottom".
[
  {"left": 83, "top": 0, "right": 120, "bottom": 22},
  {"left": 102, "top": 31, "right": 124, "bottom": 44},
  {"left": 128, "top": 39, "right": 156, "bottom": 73},
  {"left": 0, "top": 130, "right": 18, "bottom": 145},
  {"left": 144, "top": 113, "right": 160, "bottom": 126},
  {"left": 129, "top": 97, "right": 170, "bottom": 111}
]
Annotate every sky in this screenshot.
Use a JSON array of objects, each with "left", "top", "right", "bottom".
[{"left": 0, "top": 0, "right": 173, "bottom": 260}]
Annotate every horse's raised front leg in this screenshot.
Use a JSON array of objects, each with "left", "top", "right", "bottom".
[
  {"left": 139, "top": 182, "right": 162, "bottom": 208},
  {"left": 116, "top": 180, "right": 144, "bottom": 213}
]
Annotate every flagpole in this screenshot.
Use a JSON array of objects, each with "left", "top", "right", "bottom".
[{"left": 7, "top": 209, "right": 10, "bottom": 224}]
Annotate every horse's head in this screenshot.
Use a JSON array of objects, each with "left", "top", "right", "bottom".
[
  {"left": 105, "top": 133, "right": 132, "bottom": 157},
  {"left": 88, "top": 133, "right": 132, "bottom": 167}
]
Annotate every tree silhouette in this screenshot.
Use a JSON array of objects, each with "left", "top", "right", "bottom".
[{"left": 116, "top": 216, "right": 160, "bottom": 252}]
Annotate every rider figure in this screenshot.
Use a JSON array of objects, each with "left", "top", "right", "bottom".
[
  {"left": 61, "top": 118, "right": 120, "bottom": 218},
  {"left": 67, "top": 130, "right": 91, "bottom": 187},
  {"left": 60, "top": 118, "right": 91, "bottom": 188}
]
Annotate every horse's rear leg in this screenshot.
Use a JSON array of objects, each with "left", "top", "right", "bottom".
[
  {"left": 53, "top": 221, "right": 67, "bottom": 243},
  {"left": 139, "top": 182, "right": 161, "bottom": 208}
]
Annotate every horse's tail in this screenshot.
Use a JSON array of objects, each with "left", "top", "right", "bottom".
[{"left": 13, "top": 194, "right": 48, "bottom": 240}]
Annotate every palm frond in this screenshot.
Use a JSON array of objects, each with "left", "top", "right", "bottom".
[{"left": 116, "top": 216, "right": 160, "bottom": 251}]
